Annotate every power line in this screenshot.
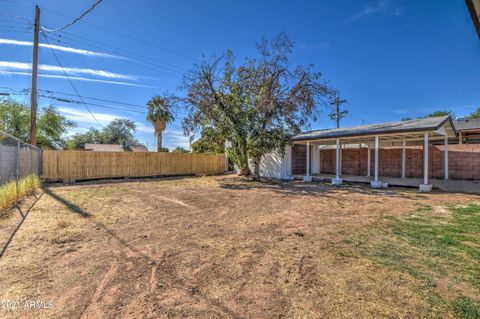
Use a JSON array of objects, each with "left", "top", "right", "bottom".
[
  {"left": 38, "top": 89, "right": 147, "bottom": 109},
  {"left": 0, "top": 28, "right": 30, "bottom": 35},
  {"left": 41, "top": 33, "right": 104, "bottom": 129},
  {"left": 38, "top": 94, "right": 148, "bottom": 115},
  {"left": 0, "top": 12, "right": 32, "bottom": 24},
  {"left": 2, "top": 86, "right": 191, "bottom": 117},
  {"left": 53, "top": 30, "right": 187, "bottom": 73},
  {"left": 49, "top": 36, "right": 182, "bottom": 78},
  {"left": 41, "top": 0, "right": 104, "bottom": 33},
  {"left": 40, "top": 5, "right": 197, "bottom": 61}
]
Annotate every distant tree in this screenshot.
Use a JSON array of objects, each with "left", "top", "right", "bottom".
[
  {"left": 0, "top": 99, "right": 29, "bottom": 141},
  {"left": 401, "top": 117, "right": 413, "bottom": 121},
  {"left": 64, "top": 128, "right": 103, "bottom": 150},
  {"left": 147, "top": 96, "right": 175, "bottom": 152},
  {"left": 176, "top": 33, "right": 332, "bottom": 178},
  {"left": 158, "top": 147, "right": 169, "bottom": 152},
  {"left": 420, "top": 110, "right": 455, "bottom": 119},
  {"left": 65, "top": 119, "right": 137, "bottom": 149},
  {"left": 466, "top": 107, "right": 480, "bottom": 119},
  {"left": 172, "top": 146, "right": 189, "bottom": 153},
  {"left": 191, "top": 127, "right": 224, "bottom": 154},
  {"left": 102, "top": 119, "right": 137, "bottom": 145},
  {"left": 0, "top": 99, "right": 75, "bottom": 149},
  {"left": 37, "top": 105, "right": 76, "bottom": 149}
]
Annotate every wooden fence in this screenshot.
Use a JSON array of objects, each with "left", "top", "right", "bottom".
[{"left": 42, "top": 151, "right": 225, "bottom": 182}]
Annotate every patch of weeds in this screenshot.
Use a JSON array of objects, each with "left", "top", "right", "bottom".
[
  {"left": 293, "top": 230, "right": 305, "bottom": 237},
  {"left": 451, "top": 296, "right": 480, "bottom": 319},
  {"left": 0, "top": 174, "right": 40, "bottom": 212},
  {"left": 57, "top": 220, "right": 71, "bottom": 229},
  {"left": 336, "top": 202, "right": 480, "bottom": 317}
]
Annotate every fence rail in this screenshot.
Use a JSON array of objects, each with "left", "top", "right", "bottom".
[
  {"left": 0, "top": 131, "right": 42, "bottom": 185},
  {"left": 42, "top": 150, "right": 225, "bottom": 182}
]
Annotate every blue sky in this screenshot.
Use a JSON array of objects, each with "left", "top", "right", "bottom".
[{"left": 0, "top": 0, "right": 479, "bottom": 150}]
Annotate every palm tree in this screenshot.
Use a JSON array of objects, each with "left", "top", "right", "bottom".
[{"left": 146, "top": 96, "right": 175, "bottom": 152}]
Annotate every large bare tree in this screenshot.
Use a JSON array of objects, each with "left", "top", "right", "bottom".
[{"left": 177, "top": 33, "right": 333, "bottom": 178}]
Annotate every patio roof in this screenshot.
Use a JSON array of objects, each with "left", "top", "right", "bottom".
[{"left": 293, "top": 116, "right": 456, "bottom": 143}]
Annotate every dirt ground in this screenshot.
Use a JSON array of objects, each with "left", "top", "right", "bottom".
[{"left": 0, "top": 175, "right": 478, "bottom": 319}]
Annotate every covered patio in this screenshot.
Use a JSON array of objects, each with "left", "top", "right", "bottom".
[{"left": 292, "top": 116, "right": 458, "bottom": 192}]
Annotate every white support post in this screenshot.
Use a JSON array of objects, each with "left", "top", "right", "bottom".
[
  {"left": 419, "top": 132, "right": 432, "bottom": 192},
  {"left": 374, "top": 136, "right": 379, "bottom": 181},
  {"left": 402, "top": 140, "right": 406, "bottom": 178},
  {"left": 367, "top": 143, "right": 371, "bottom": 177},
  {"left": 303, "top": 141, "right": 312, "bottom": 182},
  {"left": 459, "top": 131, "right": 463, "bottom": 145},
  {"left": 318, "top": 147, "right": 321, "bottom": 175},
  {"left": 332, "top": 139, "right": 342, "bottom": 185},
  {"left": 371, "top": 136, "right": 382, "bottom": 188},
  {"left": 339, "top": 142, "right": 343, "bottom": 176},
  {"left": 444, "top": 136, "right": 449, "bottom": 180}
]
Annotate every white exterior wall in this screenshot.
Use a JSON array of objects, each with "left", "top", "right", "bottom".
[{"left": 242, "top": 146, "right": 292, "bottom": 180}]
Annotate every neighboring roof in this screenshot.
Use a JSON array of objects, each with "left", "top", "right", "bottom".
[
  {"left": 455, "top": 118, "right": 480, "bottom": 131},
  {"left": 467, "top": 0, "right": 480, "bottom": 39},
  {"left": 129, "top": 145, "right": 149, "bottom": 152},
  {"left": 293, "top": 116, "right": 454, "bottom": 141},
  {"left": 84, "top": 144, "right": 125, "bottom": 152}
]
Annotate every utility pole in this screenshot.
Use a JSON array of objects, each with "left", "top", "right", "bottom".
[
  {"left": 329, "top": 97, "right": 348, "bottom": 128},
  {"left": 29, "top": 5, "right": 40, "bottom": 146}
]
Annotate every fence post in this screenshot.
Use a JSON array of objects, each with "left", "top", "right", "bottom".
[
  {"left": 15, "top": 140, "right": 20, "bottom": 204},
  {"left": 29, "top": 145, "right": 33, "bottom": 176}
]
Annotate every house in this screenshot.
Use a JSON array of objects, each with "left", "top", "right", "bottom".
[
  {"left": 129, "top": 145, "right": 149, "bottom": 152},
  {"left": 455, "top": 118, "right": 480, "bottom": 144},
  {"left": 84, "top": 144, "right": 125, "bottom": 152},
  {"left": 84, "top": 144, "right": 149, "bottom": 152},
  {"left": 254, "top": 116, "right": 480, "bottom": 193}
]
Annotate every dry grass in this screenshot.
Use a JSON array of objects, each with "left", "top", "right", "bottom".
[
  {"left": 0, "top": 175, "right": 479, "bottom": 318},
  {"left": 0, "top": 175, "right": 40, "bottom": 212}
]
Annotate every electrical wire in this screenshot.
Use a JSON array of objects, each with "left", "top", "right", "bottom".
[
  {"left": 41, "top": 32, "right": 104, "bottom": 129},
  {"left": 38, "top": 94, "right": 147, "bottom": 114},
  {"left": 0, "top": 12, "right": 32, "bottom": 24},
  {"left": 52, "top": 30, "right": 187, "bottom": 73},
  {"left": 40, "top": 5, "right": 196, "bottom": 61},
  {"left": 41, "top": 0, "right": 104, "bottom": 33},
  {"left": 49, "top": 36, "right": 182, "bottom": 78}
]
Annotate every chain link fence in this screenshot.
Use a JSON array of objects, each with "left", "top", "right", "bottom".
[{"left": 0, "top": 130, "right": 42, "bottom": 209}]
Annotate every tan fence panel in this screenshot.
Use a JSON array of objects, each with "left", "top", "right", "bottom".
[{"left": 42, "top": 151, "right": 225, "bottom": 182}]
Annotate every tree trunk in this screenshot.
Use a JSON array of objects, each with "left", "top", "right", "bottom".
[
  {"left": 156, "top": 132, "right": 163, "bottom": 152},
  {"left": 253, "top": 155, "right": 262, "bottom": 181},
  {"left": 238, "top": 142, "right": 249, "bottom": 176}
]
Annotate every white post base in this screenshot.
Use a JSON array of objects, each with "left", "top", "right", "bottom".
[
  {"left": 303, "top": 176, "right": 313, "bottom": 182},
  {"left": 331, "top": 178, "right": 343, "bottom": 185},
  {"left": 370, "top": 180, "right": 383, "bottom": 188},
  {"left": 419, "top": 184, "right": 433, "bottom": 192}
]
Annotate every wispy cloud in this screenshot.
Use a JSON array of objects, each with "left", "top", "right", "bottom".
[
  {"left": 347, "top": 0, "right": 402, "bottom": 22},
  {"left": 58, "top": 107, "right": 120, "bottom": 124},
  {"left": 0, "top": 61, "right": 138, "bottom": 80},
  {"left": 0, "top": 71, "right": 150, "bottom": 87},
  {"left": 0, "top": 38, "right": 127, "bottom": 60},
  {"left": 163, "top": 128, "right": 190, "bottom": 149}
]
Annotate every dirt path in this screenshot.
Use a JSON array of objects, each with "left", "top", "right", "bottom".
[{"left": 0, "top": 176, "right": 478, "bottom": 318}]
